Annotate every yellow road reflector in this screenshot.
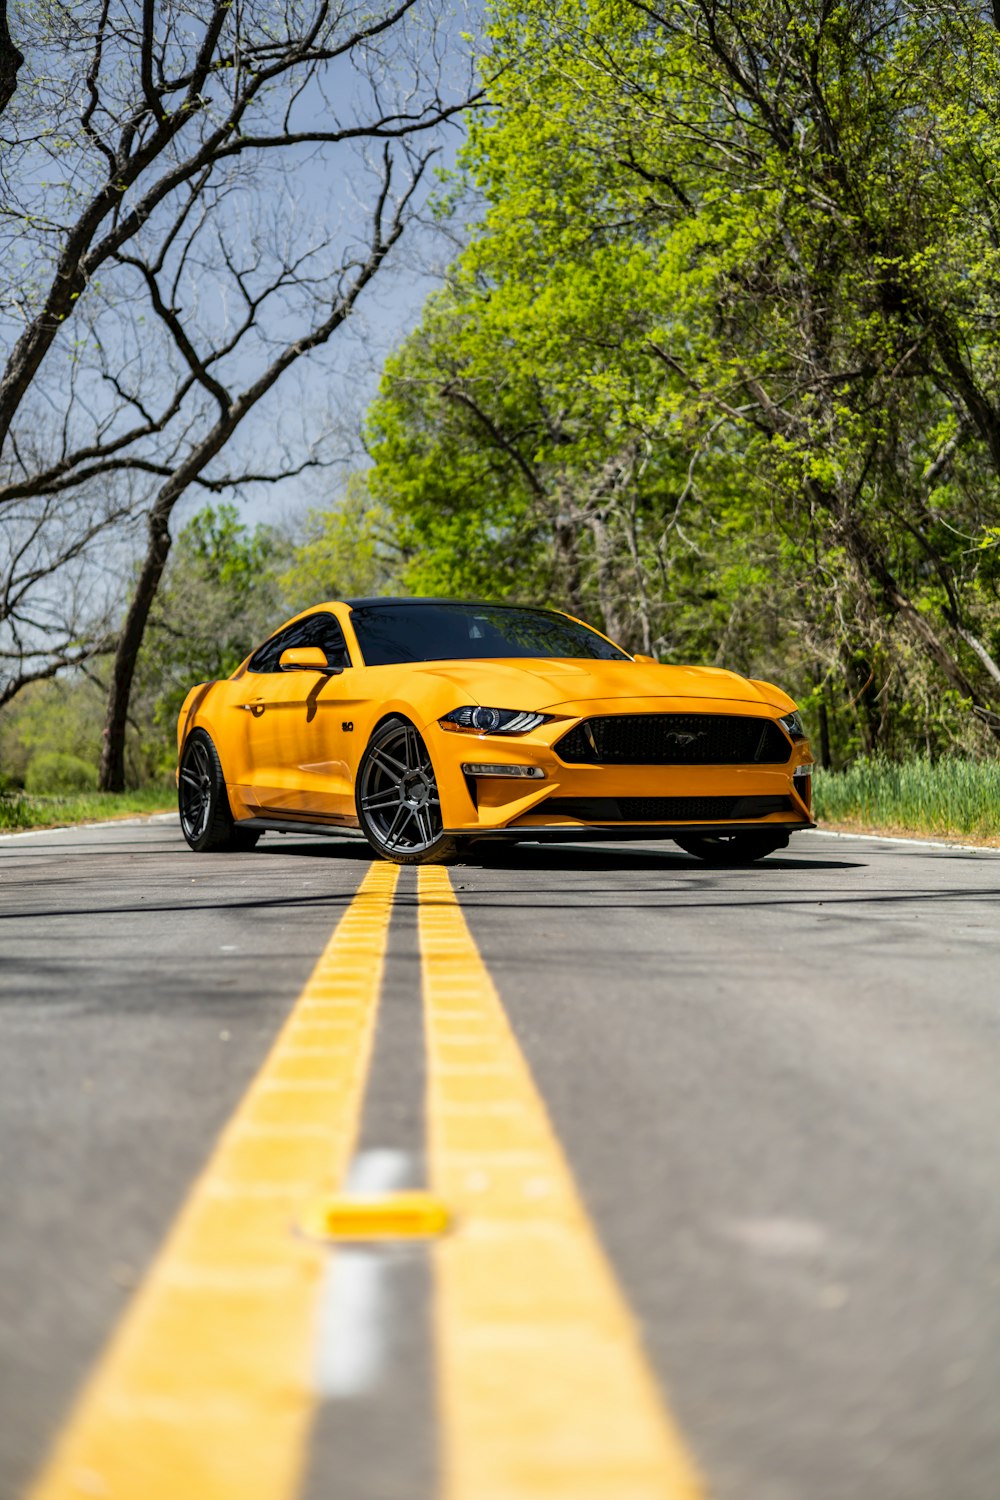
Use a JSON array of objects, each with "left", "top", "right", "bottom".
[
  {"left": 28, "top": 860, "right": 398, "bottom": 1500},
  {"left": 301, "top": 1191, "right": 450, "bottom": 1240},
  {"left": 419, "top": 864, "right": 706, "bottom": 1500}
]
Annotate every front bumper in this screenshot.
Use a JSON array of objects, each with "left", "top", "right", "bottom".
[{"left": 423, "top": 699, "right": 815, "bottom": 837}]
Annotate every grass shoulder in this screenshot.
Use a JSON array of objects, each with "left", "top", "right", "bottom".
[
  {"left": 813, "top": 756, "right": 1000, "bottom": 846},
  {"left": 817, "top": 817, "right": 1000, "bottom": 850},
  {"left": 0, "top": 785, "right": 175, "bottom": 833}
]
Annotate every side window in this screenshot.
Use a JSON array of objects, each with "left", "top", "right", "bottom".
[
  {"left": 312, "top": 616, "right": 351, "bottom": 669},
  {"left": 247, "top": 613, "right": 349, "bottom": 674}
]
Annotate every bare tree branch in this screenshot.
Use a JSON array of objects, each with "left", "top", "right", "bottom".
[
  {"left": 0, "top": 0, "right": 478, "bottom": 454},
  {"left": 0, "top": 0, "right": 478, "bottom": 771},
  {"left": 98, "top": 143, "right": 431, "bottom": 788},
  {"left": 0, "top": 638, "right": 115, "bottom": 711}
]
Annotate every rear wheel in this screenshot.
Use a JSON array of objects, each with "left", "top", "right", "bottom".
[
  {"left": 356, "top": 717, "right": 457, "bottom": 865},
  {"left": 674, "top": 831, "right": 789, "bottom": 865},
  {"left": 178, "top": 729, "right": 259, "bottom": 853}
]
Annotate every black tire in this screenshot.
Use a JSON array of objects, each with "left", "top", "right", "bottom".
[
  {"left": 674, "top": 831, "right": 789, "bottom": 865},
  {"left": 178, "top": 729, "right": 260, "bottom": 853},
  {"left": 355, "top": 717, "right": 457, "bottom": 865}
]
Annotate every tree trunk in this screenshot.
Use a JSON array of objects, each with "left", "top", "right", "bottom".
[
  {"left": 588, "top": 509, "right": 626, "bottom": 645},
  {"left": 928, "top": 318, "right": 1000, "bottom": 478},
  {"left": 817, "top": 697, "right": 831, "bottom": 770},
  {"left": 811, "top": 667, "right": 832, "bottom": 768},
  {"left": 552, "top": 505, "right": 584, "bottom": 618},
  {"left": 840, "top": 645, "right": 881, "bottom": 755},
  {"left": 98, "top": 508, "right": 173, "bottom": 791},
  {"left": 809, "top": 479, "right": 1000, "bottom": 745},
  {"left": 0, "top": 0, "right": 23, "bottom": 116},
  {"left": 622, "top": 498, "right": 653, "bottom": 655},
  {"left": 838, "top": 509, "right": 1000, "bottom": 737}
]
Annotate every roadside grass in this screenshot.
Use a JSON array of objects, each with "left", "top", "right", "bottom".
[
  {"left": 3, "top": 758, "right": 998, "bottom": 843},
  {"left": 0, "top": 784, "right": 175, "bottom": 832},
  {"left": 814, "top": 757, "right": 1000, "bottom": 842}
]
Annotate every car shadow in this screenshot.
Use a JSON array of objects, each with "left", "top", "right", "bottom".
[
  {"left": 257, "top": 836, "right": 864, "bottom": 874},
  {"left": 254, "top": 837, "right": 377, "bottom": 862},
  {"left": 467, "top": 849, "right": 864, "bottom": 874}
]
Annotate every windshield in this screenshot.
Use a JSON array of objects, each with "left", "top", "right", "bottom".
[{"left": 349, "top": 603, "right": 630, "bottom": 666}]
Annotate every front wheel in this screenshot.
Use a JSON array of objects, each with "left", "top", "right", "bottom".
[
  {"left": 356, "top": 718, "right": 457, "bottom": 865},
  {"left": 674, "top": 831, "right": 789, "bottom": 865},
  {"left": 178, "top": 729, "right": 260, "bottom": 853}
]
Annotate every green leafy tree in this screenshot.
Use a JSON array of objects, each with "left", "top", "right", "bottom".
[
  {"left": 368, "top": 0, "right": 1000, "bottom": 760},
  {"left": 281, "top": 474, "right": 400, "bottom": 605},
  {"left": 133, "top": 504, "right": 288, "bottom": 774},
  {"left": 0, "top": 675, "right": 107, "bottom": 788}
]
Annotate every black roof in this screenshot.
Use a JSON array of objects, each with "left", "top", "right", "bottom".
[{"left": 345, "top": 597, "right": 546, "bottom": 610}]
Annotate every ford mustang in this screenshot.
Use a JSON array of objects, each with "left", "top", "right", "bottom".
[{"left": 176, "top": 597, "right": 814, "bottom": 864}]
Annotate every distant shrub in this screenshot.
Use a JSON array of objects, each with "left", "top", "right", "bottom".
[
  {"left": 0, "top": 794, "right": 30, "bottom": 829},
  {"left": 24, "top": 751, "right": 97, "bottom": 795}
]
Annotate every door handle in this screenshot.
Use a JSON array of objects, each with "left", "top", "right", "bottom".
[{"left": 237, "top": 700, "right": 266, "bottom": 717}]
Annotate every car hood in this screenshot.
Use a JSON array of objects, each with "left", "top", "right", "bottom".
[{"left": 420, "top": 659, "right": 793, "bottom": 713}]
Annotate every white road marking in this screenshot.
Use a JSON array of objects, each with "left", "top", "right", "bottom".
[
  {"left": 0, "top": 812, "right": 179, "bottom": 841},
  {"left": 315, "top": 1250, "right": 391, "bottom": 1398},
  {"left": 812, "top": 829, "right": 1000, "bottom": 855},
  {"left": 721, "top": 1216, "right": 829, "bottom": 1257},
  {"left": 344, "top": 1149, "right": 413, "bottom": 1195},
  {"left": 313, "top": 1149, "right": 414, "bottom": 1399}
]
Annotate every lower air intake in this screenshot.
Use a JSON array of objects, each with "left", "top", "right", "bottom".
[{"left": 541, "top": 796, "right": 795, "bottom": 822}]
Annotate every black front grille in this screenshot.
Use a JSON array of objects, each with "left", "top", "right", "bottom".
[
  {"left": 542, "top": 796, "right": 795, "bottom": 823},
  {"left": 555, "top": 713, "right": 791, "bottom": 766}
]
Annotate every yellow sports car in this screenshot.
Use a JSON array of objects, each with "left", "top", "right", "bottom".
[{"left": 176, "top": 598, "right": 814, "bottom": 865}]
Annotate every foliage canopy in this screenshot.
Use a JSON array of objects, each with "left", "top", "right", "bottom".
[{"left": 367, "top": 0, "right": 1000, "bottom": 762}]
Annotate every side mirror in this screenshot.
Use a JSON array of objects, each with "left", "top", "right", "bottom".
[
  {"left": 279, "top": 646, "right": 342, "bottom": 674},
  {"left": 632, "top": 653, "right": 659, "bottom": 665}
]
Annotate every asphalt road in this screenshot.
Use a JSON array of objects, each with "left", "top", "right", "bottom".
[{"left": 2, "top": 818, "right": 1000, "bottom": 1500}]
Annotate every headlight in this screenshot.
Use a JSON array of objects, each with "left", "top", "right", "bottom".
[
  {"left": 779, "top": 711, "right": 807, "bottom": 741},
  {"left": 440, "top": 706, "right": 551, "bottom": 735}
]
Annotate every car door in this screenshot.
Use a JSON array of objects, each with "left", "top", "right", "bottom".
[{"left": 237, "top": 613, "right": 358, "bottom": 820}]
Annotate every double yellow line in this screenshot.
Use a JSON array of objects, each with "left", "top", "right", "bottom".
[{"left": 29, "top": 863, "right": 704, "bottom": 1500}]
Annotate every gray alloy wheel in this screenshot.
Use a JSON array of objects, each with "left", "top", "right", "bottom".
[
  {"left": 356, "top": 717, "right": 457, "bottom": 865},
  {"left": 178, "top": 729, "right": 259, "bottom": 853},
  {"left": 674, "top": 831, "right": 789, "bottom": 865}
]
